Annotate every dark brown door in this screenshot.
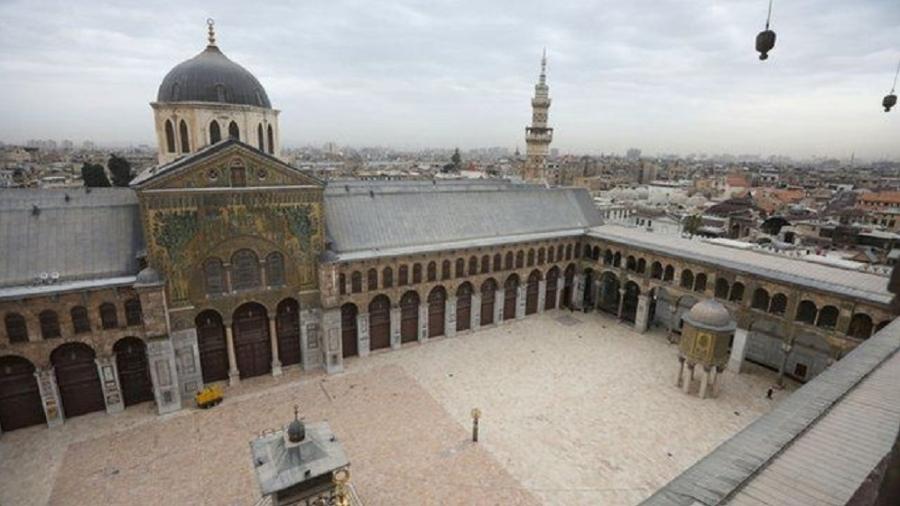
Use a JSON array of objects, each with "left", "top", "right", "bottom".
[
  {"left": 526, "top": 275, "right": 540, "bottom": 315},
  {"left": 233, "top": 304, "right": 271, "bottom": 379},
  {"left": 400, "top": 292, "right": 419, "bottom": 343},
  {"left": 114, "top": 338, "right": 153, "bottom": 407},
  {"left": 369, "top": 296, "right": 391, "bottom": 350},
  {"left": 456, "top": 284, "right": 472, "bottom": 332},
  {"left": 480, "top": 282, "right": 496, "bottom": 326},
  {"left": 341, "top": 304, "right": 359, "bottom": 358},
  {"left": 503, "top": 278, "right": 518, "bottom": 320},
  {"left": 0, "top": 356, "right": 45, "bottom": 431},
  {"left": 428, "top": 288, "right": 446, "bottom": 337},
  {"left": 51, "top": 343, "right": 105, "bottom": 418},
  {"left": 196, "top": 311, "right": 229, "bottom": 383},
  {"left": 276, "top": 300, "right": 301, "bottom": 367},
  {"left": 562, "top": 269, "right": 574, "bottom": 309},
  {"left": 545, "top": 271, "right": 558, "bottom": 310}
]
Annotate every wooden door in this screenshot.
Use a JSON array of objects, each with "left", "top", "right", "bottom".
[
  {"left": 197, "top": 313, "right": 229, "bottom": 383},
  {"left": 233, "top": 305, "right": 271, "bottom": 379},
  {"left": 369, "top": 297, "right": 391, "bottom": 350},
  {"left": 0, "top": 356, "right": 45, "bottom": 431},
  {"left": 526, "top": 275, "right": 539, "bottom": 315},
  {"left": 341, "top": 304, "right": 358, "bottom": 357},
  {"left": 503, "top": 280, "right": 518, "bottom": 321},
  {"left": 428, "top": 289, "right": 446, "bottom": 338},
  {"left": 276, "top": 300, "right": 301, "bottom": 367},
  {"left": 52, "top": 344, "right": 105, "bottom": 418},
  {"left": 545, "top": 271, "right": 558, "bottom": 310},
  {"left": 480, "top": 284, "right": 495, "bottom": 326},
  {"left": 456, "top": 285, "right": 472, "bottom": 332},
  {"left": 400, "top": 293, "right": 419, "bottom": 343},
  {"left": 114, "top": 338, "right": 153, "bottom": 407}
]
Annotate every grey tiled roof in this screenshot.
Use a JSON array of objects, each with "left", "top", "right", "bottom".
[
  {"left": 0, "top": 188, "right": 144, "bottom": 289},
  {"left": 589, "top": 225, "right": 891, "bottom": 306},
  {"left": 323, "top": 180, "right": 601, "bottom": 260},
  {"left": 642, "top": 319, "right": 900, "bottom": 506}
]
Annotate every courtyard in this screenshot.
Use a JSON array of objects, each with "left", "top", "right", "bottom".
[{"left": 0, "top": 310, "right": 791, "bottom": 506}]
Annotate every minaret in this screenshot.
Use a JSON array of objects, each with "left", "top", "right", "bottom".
[{"left": 523, "top": 49, "right": 553, "bottom": 182}]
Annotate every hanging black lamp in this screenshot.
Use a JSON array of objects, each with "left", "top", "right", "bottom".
[
  {"left": 756, "top": 0, "right": 776, "bottom": 60},
  {"left": 883, "top": 59, "right": 899, "bottom": 112}
]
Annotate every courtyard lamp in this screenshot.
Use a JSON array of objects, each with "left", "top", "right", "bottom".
[
  {"left": 883, "top": 59, "right": 899, "bottom": 112},
  {"left": 756, "top": 0, "right": 776, "bottom": 61}
]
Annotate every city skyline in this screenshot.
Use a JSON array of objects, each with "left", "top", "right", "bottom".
[{"left": 0, "top": 0, "right": 899, "bottom": 158}]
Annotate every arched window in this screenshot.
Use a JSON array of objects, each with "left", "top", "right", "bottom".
[
  {"left": 468, "top": 256, "right": 478, "bottom": 276},
  {"left": 257, "top": 124, "right": 265, "bottom": 150},
  {"left": 637, "top": 258, "right": 646, "bottom": 274},
  {"left": 795, "top": 300, "right": 817, "bottom": 324},
  {"left": 694, "top": 273, "right": 707, "bottom": 292},
  {"left": 565, "top": 244, "right": 573, "bottom": 260},
  {"left": 382, "top": 267, "right": 393, "bottom": 288},
  {"left": 751, "top": 288, "right": 770, "bottom": 311},
  {"left": 455, "top": 258, "right": 465, "bottom": 278},
  {"left": 338, "top": 273, "right": 346, "bottom": 295},
  {"left": 515, "top": 251, "right": 524, "bottom": 269},
  {"left": 267, "top": 125, "right": 275, "bottom": 154},
  {"left": 100, "top": 302, "right": 118, "bottom": 329},
  {"left": 125, "top": 298, "right": 143, "bottom": 326},
  {"left": 399, "top": 265, "right": 409, "bottom": 286},
  {"left": 204, "top": 258, "right": 226, "bottom": 295},
  {"left": 537, "top": 248, "right": 545, "bottom": 265},
  {"left": 266, "top": 252, "right": 285, "bottom": 287},
  {"left": 441, "top": 260, "right": 451, "bottom": 280},
  {"left": 548, "top": 247, "right": 555, "bottom": 263},
  {"left": 769, "top": 293, "right": 787, "bottom": 315},
  {"left": 427, "top": 262, "right": 436, "bottom": 282},
  {"left": 492, "top": 254, "right": 502, "bottom": 271},
  {"left": 228, "top": 121, "right": 240, "bottom": 140},
  {"left": 593, "top": 246, "right": 601, "bottom": 261},
  {"left": 351, "top": 271, "right": 362, "bottom": 293},
  {"left": 527, "top": 249, "right": 535, "bottom": 267},
  {"left": 4, "top": 312, "right": 27, "bottom": 343},
  {"left": 230, "top": 165, "right": 246, "bottom": 187},
  {"left": 413, "top": 263, "right": 422, "bottom": 284},
  {"left": 179, "top": 120, "right": 190, "bottom": 153},
  {"left": 209, "top": 120, "right": 221, "bottom": 144},
  {"left": 368, "top": 268, "right": 378, "bottom": 290},
  {"left": 38, "top": 310, "right": 60, "bottom": 339},
  {"left": 574, "top": 243, "right": 582, "bottom": 258},
  {"left": 626, "top": 256, "right": 636, "bottom": 271},
  {"left": 232, "top": 249, "right": 260, "bottom": 290},
  {"left": 663, "top": 265, "right": 674, "bottom": 282},
  {"left": 714, "top": 278, "right": 729, "bottom": 299},
  {"left": 650, "top": 262, "right": 663, "bottom": 280},
  {"left": 848, "top": 313, "right": 874, "bottom": 339},
  {"left": 817, "top": 306, "right": 839, "bottom": 329},
  {"left": 481, "top": 255, "right": 490, "bottom": 274},
  {"left": 603, "top": 250, "right": 612, "bottom": 265},
  {"left": 613, "top": 252, "right": 621, "bottom": 267},
  {"left": 71, "top": 306, "right": 90, "bottom": 334},
  {"left": 729, "top": 282, "right": 745, "bottom": 302},
  {"left": 164, "top": 120, "right": 176, "bottom": 153},
  {"left": 680, "top": 270, "right": 694, "bottom": 289}
]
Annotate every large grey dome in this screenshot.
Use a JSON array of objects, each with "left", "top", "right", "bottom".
[
  {"left": 156, "top": 44, "right": 271, "bottom": 108},
  {"left": 684, "top": 299, "right": 735, "bottom": 331}
]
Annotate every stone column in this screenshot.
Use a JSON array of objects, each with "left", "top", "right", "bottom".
[
  {"left": 445, "top": 297, "right": 457, "bottom": 337},
  {"left": 775, "top": 342, "right": 793, "bottom": 388},
  {"left": 390, "top": 307, "right": 401, "bottom": 349},
  {"left": 268, "top": 317, "right": 282, "bottom": 376},
  {"left": 556, "top": 284, "right": 564, "bottom": 311},
  {"left": 681, "top": 363, "right": 693, "bottom": 394},
  {"left": 676, "top": 356, "right": 685, "bottom": 388},
  {"left": 699, "top": 366, "right": 710, "bottom": 399},
  {"left": 321, "top": 308, "right": 343, "bottom": 374},
  {"left": 495, "top": 288, "right": 506, "bottom": 324},
  {"left": 572, "top": 274, "right": 585, "bottom": 310},
  {"left": 709, "top": 366, "right": 719, "bottom": 398},
  {"left": 537, "top": 280, "right": 546, "bottom": 313},
  {"left": 95, "top": 355, "right": 124, "bottom": 414},
  {"left": 225, "top": 323, "right": 240, "bottom": 386},
  {"left": 146, "top": 338, "right": 182, "bottom": 414},
  {"left": 728, "top": 327, "right": 749, "bottom": 373},
  {"left": 471, "top": 293, "right": 481, "bottom": 331},
  {"left": 34, "top": 367, "right": 64, "bottom": 427},
  {"left": 634, "top": 294, "right": 651, "bottom": 333},
  {"left": 516, "top": 285, "right": 526, "bottom": 319},
  {"left": 356, "top": 312, "right": 370, "bottom": 357},
  {"left": 418, "top": 303, "right": 428, "bottom": 341},
  {"left": 617, "top": 288, "right": 626, "bottom": 320}
]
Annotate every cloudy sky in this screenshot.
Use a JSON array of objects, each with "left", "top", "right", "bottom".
[{"left": 0, "top": 0, "right": 898, "bottom": 159}]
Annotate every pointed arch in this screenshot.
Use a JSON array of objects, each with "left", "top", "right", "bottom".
[
  {"left": 179, "top": 120, "right": 190, "bottom": 153},
  {"left": 267, "top": 124, "right": 275, "bottom": 154},
  {"left": 228, "top": 121, "right": 240, "bottom": 140},
  {"left": 257, "top": 123, "right": 265, "bottom": 150},
  {"left": 209, "top": 120, "right": 221, "bottom": 144},
  {"left": 164, "top": 119, "right": 176, "bottom": 153}
]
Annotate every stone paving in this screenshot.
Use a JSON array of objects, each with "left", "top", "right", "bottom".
[{"left": 0, "top": 310, "right": 792, "bottom": 505}]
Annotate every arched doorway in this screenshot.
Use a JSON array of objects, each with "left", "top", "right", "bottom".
[
  {"left": 562, "top": 265, "right": 575, "bottom": 309},
  {"left": 51, "top": 342, "right": 105, "bottom": 418},
  {"left": 428, "top": 287, "right": 446, "bottom": 337},
  {"left": 456, "top": 283, "right": 473, "bottom": 331},
  {"left": 196, "top": 310, "right": 228, "bottom": 383},
  {"left": 113, "top": 337, "right": 153, "bottom": 407},
  {"left": 0, "top": 355, "right": 45, "bottom": 431},
  {"left": 400, "top": 291, "right": 420, "bottom": 343},
  {"left": 232, "top": 303, "right": 272, "bottom": 379},
  {"left": 582, "top": 268, "right": 595, "bottom": 309},
  {"left": 526, "top": 270, "right": 541, "bottom": 315},
  {"left": 504, "top": 274, "right": 519, "bottom": 321},
  {"left": 545, "top": 267, "right": 559, "bottom": 310},
  {"left": 369, "top": 296, "right": 391, "bottom": 350},
  {"left": 598, "top": 272, "right": 620, "bottom": 315},
  {"left": 341, "top": 303, "right": 359, "bottom": 358},
  {"left": 622, "top": 281, "right": 640, "bottom": 322},
  {"left": 276, "top": 298, "right": 301, "bottom": 367},
  {"left": 480, "top": 279, "right": 497, "bottom": 326}
]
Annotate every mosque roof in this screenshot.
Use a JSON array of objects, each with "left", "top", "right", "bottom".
[
  {"left": 588, "top": 225, "right": 892, "bottom": 306},
  {"left": 322, "top": 181, "right": 602, "bottom": 261},
  {"left": 0, "top": 188, "right": 144, "bottom": 290}
]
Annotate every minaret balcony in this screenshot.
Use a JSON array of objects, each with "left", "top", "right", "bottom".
[{"left": 525, "top": 127, "right": 554, "bottom": 143}]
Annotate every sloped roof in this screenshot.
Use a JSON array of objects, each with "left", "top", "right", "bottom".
[
  {"left": 0, "top": 188, "right": 144, "bottom": 289},
  {"left": 323, "top": 180, "right": 601, "bottom": 261}
]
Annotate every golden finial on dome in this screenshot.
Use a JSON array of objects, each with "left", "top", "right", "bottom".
[{"left": 207, "top": 18, "right": 216, "bottom": 46}]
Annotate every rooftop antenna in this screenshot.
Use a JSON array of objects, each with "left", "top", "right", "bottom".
[
  {"left": 756, "top": 0, "right": 776, "bottom": 61},
  {"left": 883, "top": 58, "right": 899, "bottom": 112},
  {"left": 207, "top": 18, "right": 216, "bottom": 46}
]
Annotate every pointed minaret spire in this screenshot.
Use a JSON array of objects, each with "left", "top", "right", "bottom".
[
  {"left": 540, "top": 48, "right": 547, "bottom": 83},
  {"left": 523, "top": 49, "right": 553, "bottom": 183},
  {"left": 207, "top": 18, "right": 216, "bottom": 46}
]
